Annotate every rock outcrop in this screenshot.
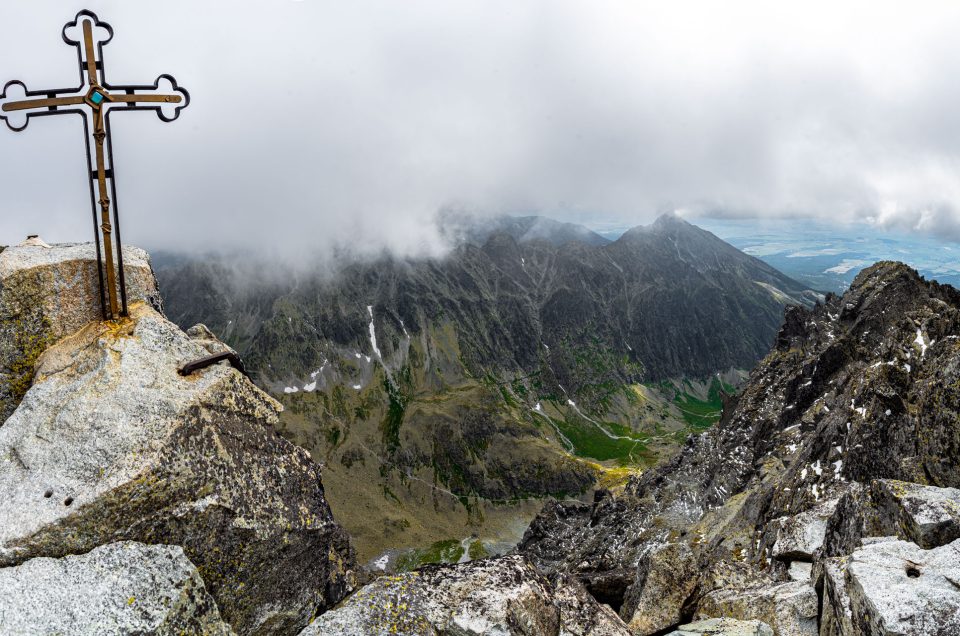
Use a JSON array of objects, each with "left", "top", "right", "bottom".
[
  {"left": 823, "top": 480, "right": 960, "bottom": 555},
  {"left": 620, "top": 542, "right": 699, "bottom": 634},
  {"left": 0, "top": 244, "right": 354, "bottom": 635},
  {"left": 823, "top": 538, "right": 960, "bottom": 635},
  {"left": 299, "top": 554, "right": 631, "bottom": 636},
  {"left": 0, "top": 541, "right": 234, "bottom": 635},
  {"left": 0, "top": 240, "right": 159, "bottom": 420},
  {"left": 694, "top": 581, "right": 818, "bottom": 636},
  {"left": 519, "top": 262, "right": 960, "bottom": 635}
]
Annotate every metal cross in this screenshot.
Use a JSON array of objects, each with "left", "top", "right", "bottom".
[{"left": 0, "top": 10, "right": 189, "bottom": 319}]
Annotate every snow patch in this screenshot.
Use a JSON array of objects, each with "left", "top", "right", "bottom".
[
  {"left": 367, "top": 305, "right": 383, "bottom": 359},
  {"left": 283, "top": 386, "right": 299, "bottom": 394},
  {"left": 914, "top": 328, "right": 929, "bottom": 357}
]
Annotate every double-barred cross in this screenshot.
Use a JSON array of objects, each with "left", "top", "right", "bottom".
[{"left": 1, "top": 10, "right": 189, "bottom": 319}]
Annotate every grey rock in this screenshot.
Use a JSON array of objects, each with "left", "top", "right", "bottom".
[
  {"left": 300, "top": 554, "right": 631, "bottom": 636},
  {"left": 667, "top": 618, "right": 774, "bottom": 636},
  {"left": 621, "top": 542, "right": 699, "bottom": 635},
  {"left": 820, "top": 557, "right": 855, "bottom": 636},
  {"left": 787, "top": 561, "right": 812, "bottom": 582},
  {"left": 0, "top": 541, "right": 233, "bottom": 635},
  {"left": 0, "top": 303, "right": 353, "bottom": 635},
  {"left": 771, "top": 499, "right": 837, "bottom": 561},
  {"left": 872, "top": 479, "right": 960, "bottom": 549},
  {"left": 0, "top": 242, "right": 159, "bottom": 420},
  {"left": 696, "top": 580, "right": 818, "bottom": 636},
  {"left": 845, "top": 538, "right": 960, "bottom": 635},
  {"left": 824, "top": 480, "right": 960, "bottom": 558}
]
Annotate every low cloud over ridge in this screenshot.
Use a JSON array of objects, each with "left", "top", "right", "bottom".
[{"left": 1, "top": 0, "right": 959, "bottom": 257}]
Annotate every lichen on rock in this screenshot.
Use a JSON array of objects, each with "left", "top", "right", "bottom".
[
  {"left": 0, "top": 540, "right": 234, "bottom": 635},
  {"left": 0, "top": 241, "right": 160, "bottom": 421},
  {"left": 300, "top": 554, "right": 631, "bottom": 636},
  {"left": 824, "top": 538, "right": 960, "bottom": 635},
  {"left": 0, "top": 300, "right": 354, "bottom": 634}
]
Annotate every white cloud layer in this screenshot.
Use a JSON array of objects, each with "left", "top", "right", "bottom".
[{"left": 1, "top": 0, "right": 959, "bottom": 257}]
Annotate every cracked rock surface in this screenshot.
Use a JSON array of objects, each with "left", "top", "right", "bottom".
[
  {"left": 0, "top": 295, "right": 354, "bottom": 634},
  {"left": 0, "top": 541, "right": 234, "bottom": 636},
  {"left": 299, "top": 554, "right": 631, "bottom": 636},
  {"left": 0, "top": 241, "right": 159, "bottom": 420}
]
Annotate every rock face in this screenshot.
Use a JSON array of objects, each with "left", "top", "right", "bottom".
[
  {"left": 0, "top": 241, "right": 160, "bottom": 420},
  {"left": 518, "top": 262, "right": 960, "bottom": 634},
  {"left": 695, "top": 581, "right": 818, "bottom": 636},
  {"left": 823, "top": 479, "right": 960, "bottom": 559},
  {"left": 621, "top": 542, "right": 699, "bottom": 634},
  {"left": 299, "top": 554, "right": 631, "bottom": 636},
  {"left": 870, "top": 480, "right": 960, "bottom": 549},
  {"left": 0, "top": 253, "right": 354, "bottom": 636},
  {"left": 825, "top": 538, "right": 960, "bottom": 635},
  {"left": 0, "top": 541, "right": 234, "bottom": 635}
]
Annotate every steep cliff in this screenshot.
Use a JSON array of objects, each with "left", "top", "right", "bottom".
[{"left": 519, "top": 261, "right": 960, "bottom": 635}]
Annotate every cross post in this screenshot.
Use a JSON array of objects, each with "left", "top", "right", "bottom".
[{"left": 1, "top": 10, "right": 189, "bottom": 319}]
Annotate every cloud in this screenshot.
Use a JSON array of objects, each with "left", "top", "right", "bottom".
[{"left": 0, "top": 0, "right": 958, "bottom": 257}]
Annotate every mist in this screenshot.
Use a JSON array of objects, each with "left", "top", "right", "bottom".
[{"left": 2, "top": 0, "right": 960, "bottom": 261}]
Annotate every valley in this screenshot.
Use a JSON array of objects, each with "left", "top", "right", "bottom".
[{"left": 154, "top": 213, "right": 816, "bottom": 563}]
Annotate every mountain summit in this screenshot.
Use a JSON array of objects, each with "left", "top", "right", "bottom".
[{"left": 0, "top": 242, "right": 354, "bottom": 634}]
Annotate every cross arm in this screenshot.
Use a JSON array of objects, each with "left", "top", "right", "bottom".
[
  {"left": 1, "top": 95, "right": 86, "bottom": 112},
  {"left": 109, "top": 94, "right": 182, "bottom": 105}
]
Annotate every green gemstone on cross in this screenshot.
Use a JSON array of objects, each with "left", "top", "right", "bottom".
[{"left": 90, "top": 91, "right": 104, "bottom": 105}]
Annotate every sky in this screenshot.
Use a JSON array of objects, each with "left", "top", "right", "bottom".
[{"left": 1, "top": 1, "right": 960, "bottom": 260}]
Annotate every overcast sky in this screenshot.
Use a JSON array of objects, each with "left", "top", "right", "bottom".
[{"left": 1, "top": 1, "right": 959, "bottom": 259}]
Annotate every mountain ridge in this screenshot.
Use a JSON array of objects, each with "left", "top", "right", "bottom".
[
  {"left": 154, "top": 213, "right": 823, "bottom": 559},
  {"left": 518, "top": 260, "right": 960, "bottom": 634}
]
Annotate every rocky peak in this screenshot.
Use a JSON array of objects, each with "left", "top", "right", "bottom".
[
  {"left": 0, "top": 241, "right": 160, "bottom": 420},
  {"left": 519, "top": 260, "right": 960, "bottom": 635},
  {"left": 619, "top": 212, "right": 706, "bottom": 241},
  {"left": 650, "top": 210, "right": 693, "bottom": 230},
  {"left": 0, "top": 243, "right": 355, "bottom": 635}
]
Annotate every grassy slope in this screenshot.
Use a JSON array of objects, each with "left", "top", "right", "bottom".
[{"left": 276, "top": 363, "right": 736, "bottom": 565}]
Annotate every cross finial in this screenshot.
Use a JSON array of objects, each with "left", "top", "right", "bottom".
[{"left": 1, "top": 10, "right": 190, "bottom": 319}]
